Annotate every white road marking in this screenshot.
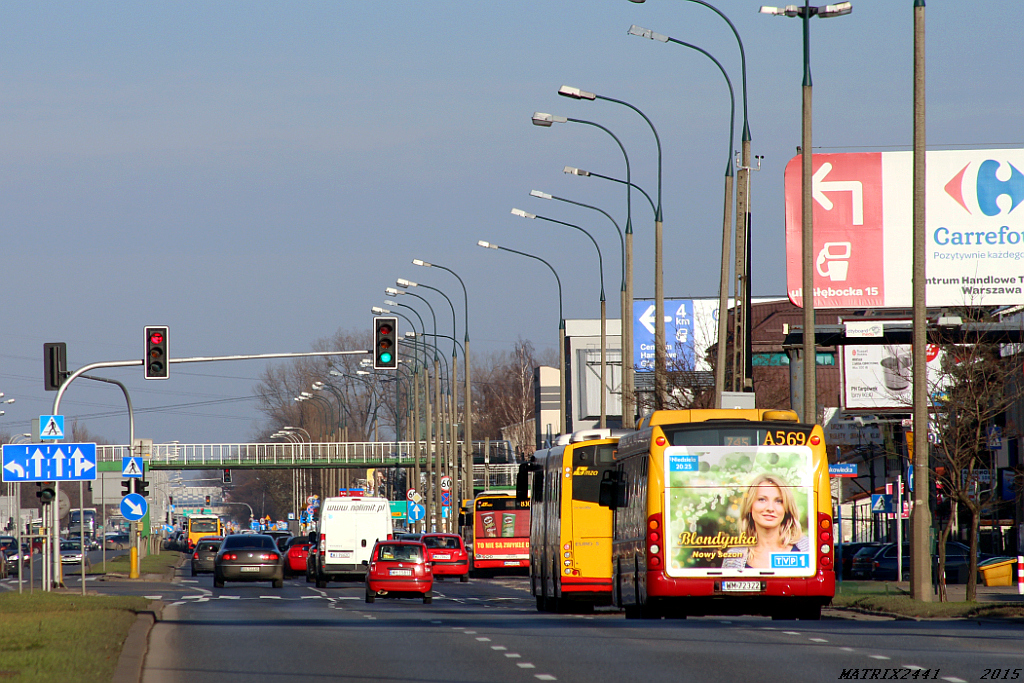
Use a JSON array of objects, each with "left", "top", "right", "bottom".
[
  {"left": 463, "top": 630, "right": 477, "bottom": 634},
  {"left": 259, "top": 595, "right": 281, "bottom": 599},
  {"left": 536, "top": 676, "right": 557, "bottom": 681},
  {"left": 491, "top": 646, "right": 507, "bottom": 651},
  {"left": 840, "top": 647, "right": 855, "bottom": 652},
  {"left": 809, "top": 638, "right": 828, "bottom": 643},
  {"left": 219, "top": 595, "right": 240, "bottom": 600},
  {"left": 182, "top": 595, "right": 204, "bottom": 599},
  {"left": 505, "top": 654, "right": 521, "bottom": 659},
  {"left": 782, "top": 631, "right": 800, "bottom": 636},
  {"left": 144, "top": 595, "right": 162, "bottom": 600},
  {"left": 941, "top": 678, "right": 967, "bottom": 683},
  {"left": 517, "top": 663, "right": 536, "bottom": 669},
  {"left": 181, "top": 580, "right": 199, "bottom": 584},
  {"left": 869, "top": 655, "right": 890, "bottom": 660},
  {"left": 170, "top": 601, "right": 185, "bottom": 606}
]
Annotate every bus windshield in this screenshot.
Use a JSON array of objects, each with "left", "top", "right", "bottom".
[{"left": 190, "top": 519, "right": 219, "bottom": 534}]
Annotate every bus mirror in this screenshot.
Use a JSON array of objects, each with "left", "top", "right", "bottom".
[
  {"left": 515, "top": 465, "right": 530, "bottom": 505},
  {"left": 458, "top": 513, "right": 467, "bottom": 527}
]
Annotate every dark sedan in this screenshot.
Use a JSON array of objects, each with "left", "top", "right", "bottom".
[
  {"left": 852, "top": 541, "right": 990, "bottom": 582},
  {"left": 191, "top": 537, "right": 223, "bottom": 576},
  {"left": 214, "top": 534, "right": 284, "bottom": 588},
  {"left": 837, "top": 542, "right": 882, "bottom": 580}
]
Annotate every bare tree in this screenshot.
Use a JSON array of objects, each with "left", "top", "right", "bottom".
[{"left": 473, "top": 339, "right": 550, "bottom": 457}]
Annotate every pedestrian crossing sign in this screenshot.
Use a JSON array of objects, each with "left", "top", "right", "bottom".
[
  {"left": 122, "top": 456, "right": 144, "bottom": 478},
  {"left": 39, "top": 415, "right": 65, "bottom": 440}
]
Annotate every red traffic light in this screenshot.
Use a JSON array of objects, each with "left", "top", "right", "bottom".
[
  {"left": 377, "top": 323, "right": 393, "bottom": 336},
  {"left": 149, "top": 331, "right": 164, "bottom": 345}
]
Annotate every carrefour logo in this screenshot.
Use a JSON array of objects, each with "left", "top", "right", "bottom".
[{"left": 945, "top": 160, "right": 1024, "bottom": 216}]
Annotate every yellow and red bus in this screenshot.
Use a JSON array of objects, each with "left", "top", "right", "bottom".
[
  {"left": 470, "top": 492, "right": 530, "bottom": 576},
  {"left": 601, "top": 409, "right": 834, "bottom": 620},
  {"left": 186, "top": 514, "right": 223, "bottom": 551},
  {"left": 520, "top": 431, "right": 622, "bottom": 613}
]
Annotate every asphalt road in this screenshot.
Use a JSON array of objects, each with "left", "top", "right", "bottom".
[{"left": 133, "top": 562, "right": 1022, "bottom": 683}]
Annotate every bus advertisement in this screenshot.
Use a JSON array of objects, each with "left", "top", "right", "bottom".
[
  {"left": 520, "top": 431, "right": 622, "bottom": 613},
  {"left": 602, "top": 409, "right": 834, "bottom": 620},
  {"left": 471, "top": 493, "right": 530, "bottom": 575}
]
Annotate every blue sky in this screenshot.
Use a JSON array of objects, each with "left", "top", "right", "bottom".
[{"left": 2, "top": 1, "right": 1021, "bottom": 444}]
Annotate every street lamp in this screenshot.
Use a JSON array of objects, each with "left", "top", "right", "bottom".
[
  {"left": 555, "top": 86, "right": 666, "bottom": 409},
  {"left": 761, "top": 0, "right": 853, "bottom": 423},
  {"left": 478, "top": 240, "right": 566, "bottom": 436},
  {"left": 522, "top": 196, "right": 609, "bottom": 428},
  {"left": 532, "top": 112, "right": 636, "bottom": 428}
]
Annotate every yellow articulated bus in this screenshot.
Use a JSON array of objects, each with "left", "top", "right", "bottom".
[
  {"left": 518, "top": 429, "right": 626, "bottom": 613},
  {"left": 186, "top": 514, "right": 223, "bottom": 551},
  {"left": 599, "top": 409, "right": 834, "bottom": 620}
]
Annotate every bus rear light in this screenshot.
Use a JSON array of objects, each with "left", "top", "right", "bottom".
[
  {"left": 646, "top": 512, "right": 664, "bottom": 569},
  {"left": 820, "top": 530, "right": 831, "bottom": 542},
  {"left": 563, "top": 552, "right": 571, "bottom": 558},
  {"left": 819, "top": 544, "right": 830, "bottom": 555},
  {"left": 655, "top": 436, "right": 667, "bottom": 447},
  {"left": 649, "top": 545, "right": 660, "bottom": 555},
  {"left": 564, "top": 568, "right": 572, "bottom": 575},
  {"left": 563, "top": 543, "right": 571, "bottom": 550},
  {"left": 650, "top": 555, "right": 661, "bottom": 568},
  {"left": 649, "top": 531, "right": 660, "bottom": 543},
  {"left": 820, "top": 555, "right": 833, "bottom": 568},
  {"left": 810, "top": 435, "right": 821, "bottom": 445}
]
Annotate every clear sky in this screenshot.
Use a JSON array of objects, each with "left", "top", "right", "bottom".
[{"left": 2, "top": 1, "right": 1021, "bottom": 445}]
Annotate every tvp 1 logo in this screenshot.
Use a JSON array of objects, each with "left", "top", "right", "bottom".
[{"left": 945, "top": 159, "right": 1024, "bottom": 216}]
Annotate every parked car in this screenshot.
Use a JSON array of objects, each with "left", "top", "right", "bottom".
[
  {"left": 284, "top": 536, "right": 312, "bottom": 577},
  {"left": 0, "top": 536, "right": 30, "bottom": 577},
  {"left": 191, "top": 537, "right": 223, "bottom": 576},
  {"left": 420, "top": 533, "right": 469, "bottom": 582},
  {"left": 213, "top": 534, "right": 284, "bottom": 589},
  {"left": 853, "top": 541, "right": 991, "bottom": 582},
  {"left": 365, "top": 540, "right": 433, "bottom": 604},
  {"left": 836, "top": 542, "right": 882, "bottom": 581}
]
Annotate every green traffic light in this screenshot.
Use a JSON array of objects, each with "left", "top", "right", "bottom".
[{"left": 380, "top": 352, "right": 392, "bottom": 364}]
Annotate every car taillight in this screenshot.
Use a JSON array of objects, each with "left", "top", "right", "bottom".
[
  {"left": 192, "top": 552, "right": 199, "bottom": 560},
  {"left": 647, "top": 513, "right": 664, "bottom": 569},
  {"left": 222, "top": 553, "right": 237, "bottom": 560},
  {"left": 260, "top": 553, "right": 278, "bottom": 561}
]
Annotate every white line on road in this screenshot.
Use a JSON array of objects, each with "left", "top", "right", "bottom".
[
  {"left": 536, "top": 676, "right": 557, "bottom": 681},
  {"left": 219, "top": 595, "right": 240, "bottom": 600},
  {"left": 809, "top": 638, "right": 829, "bottom": 643},
  {"left": 491, "top": 646, "right": 507, "bottom": 651},
  {"left": 182, "top": 595, "right": 204, "bottom": 599},
  {"left": 782, "top": 631, "right": 801, "bottom": 636},
  {"left": 517, "top": 663, "right": 536, "bottom": 669},
  {"left": 505, "top": 654, "right": 521, "bottom": 659},
  {"left": 840, "top": 648, "right": 855, "bottom": 652},
  {"left": 144, "top": 595, "right": 162, "bottom": 600},
  {"left": 169, "top": 601, "right": 185, "bottom": 606},
  {"left": 869, "top": 655, "right": 890, "bottom": 660},
  {"left": 941, "top": 678, "right": 967, "bottom": 683},
  {"left": 476, "top": 637, "right": 491, "bottom": 641},
  {"left": 259, "top": 595, "right": 281, "bottom": 599}
]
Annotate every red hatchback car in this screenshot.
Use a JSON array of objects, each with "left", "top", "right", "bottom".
[
  {"left": 365, "top": 540, "right": 433, "bottom": 604},
  {"left": 420, "top": 533, "right": 469, "bottom": 582},
  {"left": 284, "top": 537, "right": 312, "bottom": 576}
]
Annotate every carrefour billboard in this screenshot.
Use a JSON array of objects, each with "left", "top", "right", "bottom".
[{"left": 784, "top": 149, "right": 1024, "bottom": 308}]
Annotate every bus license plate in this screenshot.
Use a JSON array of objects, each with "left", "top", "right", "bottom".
[
  {"left": 503, "top": 561, "right": 520, "bottom": 566},
  {"left": 390, "top": 569, "right": 412, "bottom": 576},
  {"left": 434, "top": 554, "right": 451, "bottom": 560},
  {"left": 721, "top": 581, "right": 760, "bottom": 592},
  {"left": 240, "top": 566, "right": 261, "bottom": 573}
]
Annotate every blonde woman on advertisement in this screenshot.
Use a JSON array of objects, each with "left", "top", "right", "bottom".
[{"left": 721, "top": 474, "right": 809, "bottom": 569}]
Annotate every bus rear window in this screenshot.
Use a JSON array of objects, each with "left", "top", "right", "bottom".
[{"left": 571, "top": 444, "right": 616, "bottom": 503}]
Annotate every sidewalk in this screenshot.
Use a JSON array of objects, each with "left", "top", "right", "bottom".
[{"left": 838, "top": 579, "right": 1024, "bottom": 603}]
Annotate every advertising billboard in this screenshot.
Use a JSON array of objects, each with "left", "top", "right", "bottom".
[
  {"left": 785, "top": 149, "right": 1024, "bottom": 308},
  {"left": 842, "top": 342, "right": 946, "bottom": 410},
  {"left": 663, "top": 445, "right": 815, "bottom": 578}
]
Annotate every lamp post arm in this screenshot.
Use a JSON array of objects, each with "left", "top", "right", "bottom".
[
  {"left": 566, "top": 117, "right": 632, "bottom": 237},
  {"left": 550, "top": 193, "right": 625, "bottom": 292},
  {"left": 594, "top": 96, "right": 662, "bottom": 222},
  {"left": 534, "top": 214, "right": 605, "bottom": 302},
  {"left": 418, "top": 283, "right": 457, "bottom": 360},
  {"left": 493, "top": 245, "right": 563, "bottom": 324},
  {"left": 431, "top": 264, "right": 470, "bottom": 344},
  {"left": 682, "top": 0, "right": 749, "bottom": 142}
]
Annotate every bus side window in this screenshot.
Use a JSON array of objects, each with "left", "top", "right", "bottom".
[
  {"left": 533, "top": 470, "right": 544, "bottom": 504},
  {"left": 599, "top": 469, "right": 628, "bottom": 509}
]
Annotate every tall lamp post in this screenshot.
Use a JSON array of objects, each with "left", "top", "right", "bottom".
[
  {"left": 412, "top": 258, "right": 473, "bottom": 526},
  {"left": 760, "top": 0, "right": 853, "bottom": 423},
  {"left": 531, "top": 112, "right": 636, "bottom": 428},
  {"left": 478, "top": 240, "right": 565, "bottom": 436},
  {"left": 530, "top": 189, "right": 623, "bottom": 428},
  {"left": 556, "top": 86, "right": 665, "bottom": 409},
  {"left": 512, "top": 207, "right": 607, "bottom": 429}
]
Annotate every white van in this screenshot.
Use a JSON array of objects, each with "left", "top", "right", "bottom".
[{"left": 313, "top": 496, "right": 392, "bottom": 587}]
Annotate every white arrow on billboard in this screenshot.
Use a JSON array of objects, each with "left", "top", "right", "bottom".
[
  {"left": 30, "top": 449, "right": 45, "bottom": 478},
  {"left": 3, "top": 461, "right": 24, "bottom": 478},
  {"left": 638, "top": 305, "right": 673, "bottom": 335},
  {"left": 72, "top": 448, "right": 94, "bottom": 477},
  {"left": 53, "top": 448, "right": 66, "bottom": 478},
  {"left": 813, "top": 162, "right": 864, "bottom": 225}
]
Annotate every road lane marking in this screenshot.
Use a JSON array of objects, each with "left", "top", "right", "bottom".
[
  {"left": 535, "top": 676, "right": 557, "bottom": 681},
  {"left": 476, "top": 637, "right": 491, "bottom": 642},
  {"left": 809, "top": 638, "right": 828, "bottom": 643},
  {"left": 869, "top": 655, "right": 890, "bottom": 660},
  {"left": 182, "top": 595, "right": 204, "bottom": 599},
  {"left": 840, "top": 648, "right": 855, "bottom": 652},
  {"left": 517, "top": 663, "right": 536, "bottom": 669},
  {"left": 169, "top": 601, "right": 185, "bottom": 606},
  {"left": 940, "top": 678, "right": 966, "bottom": 683},
  {"left": 144, "top": 595, "right": 162, "bottom": 600},
  {"left": 491, "top": 646, "right": 507, "bottom": 651},
  {"left": 505, "top": 654, "right": 521, "bottom": 658}
]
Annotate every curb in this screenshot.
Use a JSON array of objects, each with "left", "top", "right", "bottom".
[{"left": 111, "top": 601, "right": 163, "bottom": 683}]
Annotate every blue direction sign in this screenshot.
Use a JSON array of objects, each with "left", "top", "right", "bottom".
[
  {"left": 2, "top": 443, "right": 97, "bottom": 482},
  {"left": 122, "top": 456, "right": 144, "bottom": 478},
  {"left": 870, "top": 494, "right": 894, "bottom": 514},
  {"left": 120, "top": 493, "right": 148, "bottom": 521},
  {"left": 408, "top": 502, "right": 425, "bottom": 522},
  {"left": 633, "top": 299, "right": 699, "bottom": 372}
]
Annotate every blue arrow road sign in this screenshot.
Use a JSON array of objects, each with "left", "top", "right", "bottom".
[
  {"left": 2, "top": 443, "right": 97, "bottom": 482},
  {"left": 408, "top": 502, "right": 425, "bottom": 522},
  {"left": 633, "top": 299, "right": 699, "bottom": 372},
  {"left": 121, "top": 493, "right": 148, "bottom": 521}
]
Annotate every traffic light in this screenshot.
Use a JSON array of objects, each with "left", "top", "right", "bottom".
[
  {"left": 121, "top": 479, "right": 135, "bottom": 496},
  {"left": 169, "top": 495, "right": 173, "bottom": 505},
  {"left": 144, "top": 326, "right": 169, "bottom": 379},
  {"left": 222, "top": 468, "right": 232, "bottom": 484},
  {"left": 205, "top": 495, "right": 211, "bottom": 506},
  {"left": 373, "top": 316, "right": 398, "bottom": 369},
  {"left": 136, "top": 479, "right": 149, "bottom": 497},
  {"left": 36, "top": 483, "right": 55, "bottom": 505},
  {"left": 43, "top": 342, "right": 67, "bottom": 391}
]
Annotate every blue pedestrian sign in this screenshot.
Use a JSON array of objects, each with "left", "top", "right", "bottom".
[
  {"left": 122, "top": 456, "right": 144, "bottom": 478},
  {"left": 2, "top": 443, "right": 97, "bottom": 482},
  {"left": 870, "top": 494, "right": 893, "bottom": 514},
  {"left": 408, "top": 502, "right": 425, "bottom": 522},
  {"left": 121, "top": 493, "right": 148, "bottom": 521},
  {"left": 39, "top": 415, "right": 65, "bottom": 440}
]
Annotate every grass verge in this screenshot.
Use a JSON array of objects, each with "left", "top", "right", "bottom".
[
  {"left": 99, "top": 551, "right": 182, "bottom": 575},
  {"left": 833, "top": 582, "right": 1024, "bottom": 619},
  {"left": 0, "top": 592, "right": 150, "bottom": 682}
]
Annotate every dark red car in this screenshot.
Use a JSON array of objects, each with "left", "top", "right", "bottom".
[
  {"left": 284, "top": 536, "right": 312, "bottom": 576},
  {"left": 365, "top": 540, "right": 433, "bottom": 604},
  {"left": 420, "top": 533, "right": 469, "bottom": 582}
]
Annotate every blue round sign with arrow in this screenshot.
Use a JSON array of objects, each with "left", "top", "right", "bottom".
[
  {"left": 407, "top": 502, "right": 425, "bottom": 522},
  {"left": 121, "top": 493, "right": 149, "bottom": 521}
]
